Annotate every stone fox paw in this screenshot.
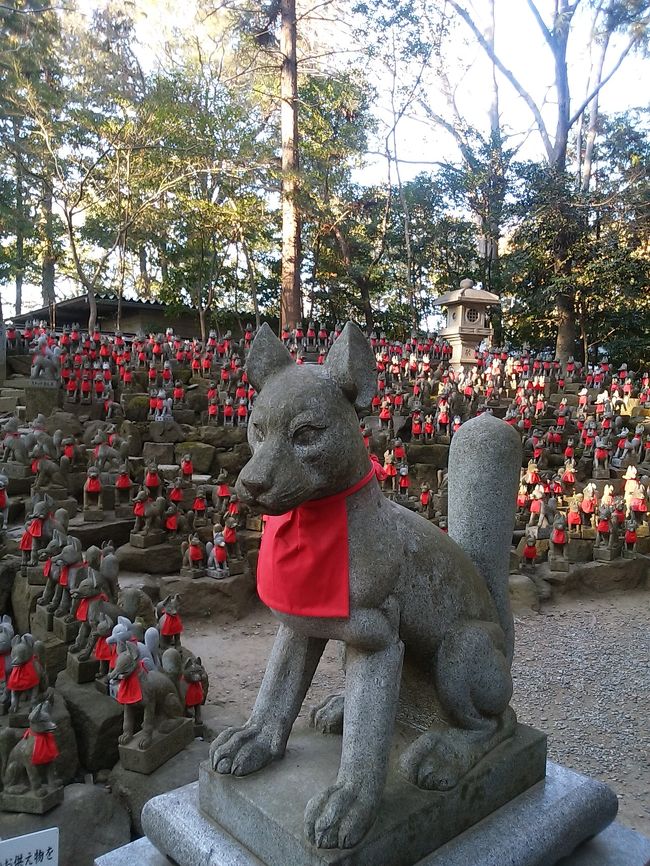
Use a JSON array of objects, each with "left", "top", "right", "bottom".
[
  {"left": 309, "top": 694, "right": 344, "bottom": 735},
  {"left": 304, "top": 781, "right": 378, "bottom": 849},
  {"left": 209, "top": 723, "right": 283, "bottom": 777}
]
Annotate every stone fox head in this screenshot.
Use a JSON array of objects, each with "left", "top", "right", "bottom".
[{"left": 236, "top": 323, "right": 376, "bottom": 515}]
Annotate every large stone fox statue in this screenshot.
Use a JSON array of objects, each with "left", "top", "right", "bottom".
[{"left": 209, "top": 323, "right": 521, "bottom": 850}]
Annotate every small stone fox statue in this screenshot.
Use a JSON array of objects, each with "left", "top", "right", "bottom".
[
  {"left": 209, "top": 323, "right": 521, "bottom": 850},
  {"left": 0, "top": 690, "right": 60, "bottom": 796},
  {"left": 109, "top": 641, "right": 185, "bottom": 750}
]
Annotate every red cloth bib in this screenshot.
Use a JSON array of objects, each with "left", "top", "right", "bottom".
[
  {"left": 76, "top": 592, "right": 107, "bottom": 622},
  {"left": 117, "top": 668, "right": 143, "bottom": 704},
  {"left": 160, "top": 612, "right": 183, "bottom": 636},
  {"left": 24, "top": 730, "right": 60, "bottom": 765},
  {"left": 8, "top": 658, "right": 39, "bottom": 691},
  {"left": 184, "top": 679, "right": 204, "bottom": 707},
  {"left": 85, "top": 477, "right": 102, "bottom": 494},
  {"left": 257, "top": 467, "right": 375, "bottom": 618},
  {"left": 93, "top": 635, "right": 112, "bottom": 661}
]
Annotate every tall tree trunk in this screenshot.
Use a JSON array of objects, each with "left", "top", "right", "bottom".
[
  {"left": 357, "top": 278, "right": 374, "bottom": 335},
  {"left": 555, "top": 292, "right": 576, "bottom": 363},
  {"left": 13, "top": 121, "right": 24, "bottom": 317},
  {"left": 41, "top": 181, "right": 56, "bottom": 317},
  {"left": 198, "top": 306, "right": 207, "bottom": 344},
  {"left": 279, "top": 0, "right": 301, "bottom": 332},
  {"left": 139, "top": 245, "right": 151, "bottom": 298}
]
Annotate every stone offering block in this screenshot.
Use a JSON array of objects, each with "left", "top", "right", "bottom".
[
  {"left": 130, "top": 529, "right": 167, "bottom": 549},
  {"left": 246, "top": 515, "right": 263, "bottom": 532},
  {"left": 115, "top": 504, "right": 135, "bottom": 519},
  {"left": 24, "top": 564, "right": 46, "bottom": 586},
  {"left": 2, "top": 462, "right": 33, "bottom": 480},
  {"left": 180, "top": 566, "right": 206, "bottom": 580},
  {"left": 593, "top": 547, "right": 622, "bottom": 562},
  {"left": 33, "top": 603, "right": 54, "bottom": 633},
  {"left": 66, "top": 651, "right": 100, "bottom": 684},
  {"left": 83, "top": 507, "right": 105, "bottom": 523},
  {"left": 118, "top": 718, "right": 194, "bottom": 775},
  {"left": 198, "top": 724, "right": 547, "bottom": 866},
  {"left": 581, "top": 527, "right": 596, "bottom": 540},
  {"left": 7, "top": 710, "right": 29, "bottom": 728},
  {"left": 67, "top": 514, "right": 134, "bottom": 549},
  {"left": 548, "top": 556, "right": 570, "bottom": 573},
  {"left": 56, "top": 670, "right": 123, "bottom": 771},
  {"left": 117, "top": 542, "right": 183, "bottom": 575},
  {"left": 0, "top": 786, "right": 64, "bottom": 814},
  {"left": 53, "top": 615, "right": 80, "bottom": 644}
]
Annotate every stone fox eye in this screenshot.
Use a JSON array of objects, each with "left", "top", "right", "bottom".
[{"left": 292, "top": 425, "right": 324, "bottom": 446}]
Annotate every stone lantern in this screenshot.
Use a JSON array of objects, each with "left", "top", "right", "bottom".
[{"left": 432, "top": 278, "right": 499, "bottom": 367}]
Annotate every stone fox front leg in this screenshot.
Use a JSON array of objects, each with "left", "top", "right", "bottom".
[
  {"left": 210, "top": 624, "right": 326, "bottom": 776},
  {"left": 304, "top": 636, "right": 404, "bottom": 849}
]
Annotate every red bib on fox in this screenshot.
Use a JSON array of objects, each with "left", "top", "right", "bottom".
[{"left": 257, "top": 467, "right": 375, "bottom": 618}]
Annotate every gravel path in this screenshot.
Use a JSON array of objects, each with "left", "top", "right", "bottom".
[{"left": 185, "top": 588, "right": 649, "bottom": 837}]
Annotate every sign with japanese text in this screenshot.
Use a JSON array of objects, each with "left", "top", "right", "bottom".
[{"left": 0, "top": 827, "right": 58, "bottom": 866}]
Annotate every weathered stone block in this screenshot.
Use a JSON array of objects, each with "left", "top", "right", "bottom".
[
  {"left": 116, "top": 542, "right": 183, "bottom": 575},
  {"left": 130, "top": 529, "right": 167, "bottom": 549},
  {"left": 0, "top": 787, "right": 64, "bottom": 814},
  {"left": 142, "top": 442, "right": 176, "bottom": 464},
  {"left": 174, "top": 441, "right": 216, "bottom": 473},
  {"left": 53, "top": 615, "right": 80, "bottom": 644},
  {"left": 0, "top": 783, "right": 130, "bottom": 866},
  {"left": 66, "top": 651, "right": 100, "bottom": 684},
  {"left": 108, "top": 738, "right": 211, "bottom": 834},
  {"left": 118, "top": 718, "right": 194, "bottom": 774},
  {"left": 55, "top": 670, "right": 124, "bottom": 771}
]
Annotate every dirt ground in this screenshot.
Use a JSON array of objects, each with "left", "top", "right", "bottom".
[{"left": 182, "top": 588, "right": 650, "bottom": 837}]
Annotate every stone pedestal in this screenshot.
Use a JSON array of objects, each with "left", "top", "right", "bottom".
[
  {"left": 83, "top": 507, "right": 105, "bottom": 523},
  {"left": 24, "top": 380, "right": 61, "bottom": 422},
  {"left": 246, "top": 515, "right": 263, "bottom": 532},
  {"left": 53, "top": 615, "right": 80, "bottom": 644},
  {"left": 118, "top": 718, "right": 194, "bottom": 774},
  {"left": 114, "top": 505, "right": 134, "bottom": 520},
  {"left": 195, "top": 724, "right": 547, "bottom": 866},
  {"left": 180, "top": 566, "right": 206, "bottom": 580},
  {"left": 33, "top": 603, "right": 54, "bottom": 634},
  {"left": 3, "top": 463, "right": 34, "bottom": 480},
  {"left": 0, "top": 786, "right": 64, "bottom": 814},
  {"left": 66, "top": 651, "right": 100, "bottom": 684},
  {"left": 24, "top": 564, "right": 46, "bottom": 586},
  {"left": 136, "top": 759, "right": 627, "bottom": 866},
  {"left": 593, "top": 546, "right": 622, "bottom": 562},
  {"left": 130, "top": 529, "right": 167, "bottom": 549},
  {"left": 548, "top": 556, "right": 570, "bottom": 573}
]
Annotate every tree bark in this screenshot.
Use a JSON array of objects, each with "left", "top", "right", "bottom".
[
  {"left": 279, "top": 0, "right": 301, "bottom": 332},
  {"left": 555, "top": 292, "right": 576, "bottom": 363},
  {"left": 41, "top": 180, "right": 56, "bottom": 318},
  {"left": 13, "top": 121, "right": 24, "bottom": 317}
]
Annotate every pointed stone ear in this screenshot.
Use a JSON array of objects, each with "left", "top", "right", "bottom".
[
  {"left": 126, "top": 641, "right": 139, "bottom": 661},
  {"left": 245, "top": 323, "right": 293, "bottom": 393},
  {"left": 325, "top": 322, "right": 377, "bottom": 411}
]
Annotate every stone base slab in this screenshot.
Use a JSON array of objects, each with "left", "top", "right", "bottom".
[
  {"left": 66, "top": 651, "right": 100, "bottom": 683},
  {"left": 24, "top": 564, "right": 46, "bottom": 586},
  {"left": 0, "top": 786, "right": 64, "bottom": 814},
  {"left": 593, "top": 547, "right": 622, "bottom": 562},
  {"left": 548, "top": 557, "right": 570, "bottom": 573},
  {"left": 197, "top": 724, "right": 546, "bottom": 866},
  {"left": 83, "top": 508, "right": 105, "bottom": 522},
  {"left": 33, "top": 603, "right": 54, "bottom": 633},
  {"left": 137, "top": 761, "right": 628, "bottom": 866},
  {"left": 130, "top": 529, "right": 167, "bottom": 549},
  {"left": 118, "top": 717, "right": 194, "bottom": 774},
  {"left": 53, "top": 615, "right": 80, "bottom": 643},
  {"left": 180, "top": 566, "right": 207, "bottom": 579},
  {"left": 114, "top": 505, "right": 134, "bottom": 520}
]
